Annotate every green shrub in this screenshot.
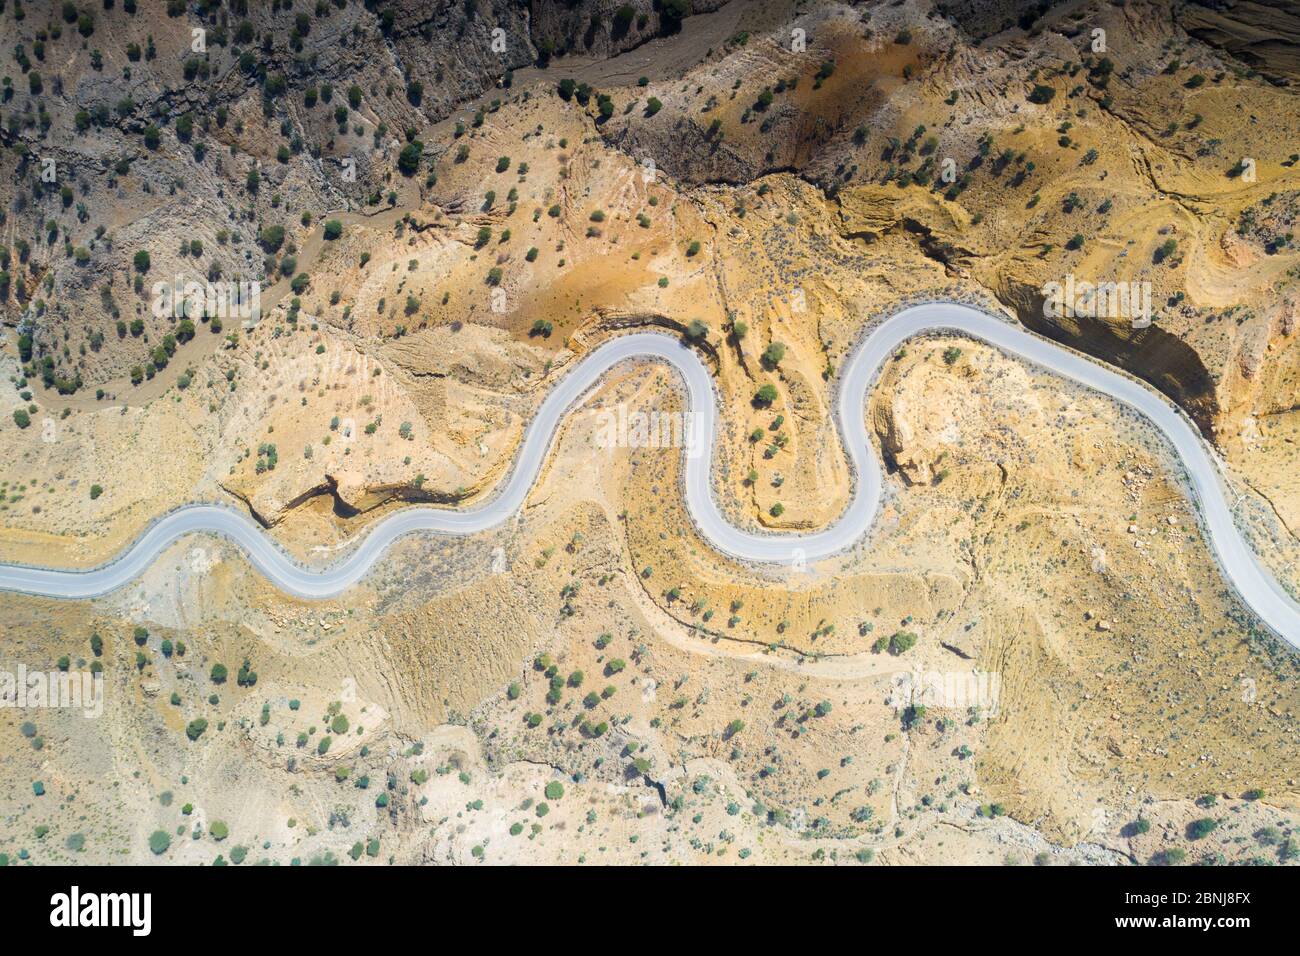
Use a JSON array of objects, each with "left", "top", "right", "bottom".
[
  {"left": 889, "top": 631, "right": 918, "bottom": 655},
  {"left": 258, "top": 226, "right": 284, "bottom": 252},
  {"left": 1028, "top": 84, "right": 1056, "bottom": 104},
  {"left": 1188, "top": 818, "right": 1218, "bottom": 840},
  {"left": 398, "top": 142, "right": 423, "bottom": 176}
]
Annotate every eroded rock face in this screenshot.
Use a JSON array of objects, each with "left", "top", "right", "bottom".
[
  {"left": 3, "top": 0, "right": 721, "bottom": 393},
  {"left": 526, "top": 0, "right": 726, "bottom": 62},
  {"left": 1182, "top": 0, "right": 1300, "bottom": 80},
  {"left": 996, "top": 276, "right": 1223, "bottom": 437},
  {"left": 1280, "top": 298, "right": 1299, "bottom": 339},
  {"left": 873, "top": 347, "right": 979, "bottom": 486},
  {"left": 872, "top": 336, "right": 1054, "bottom": 490},
  {"left": 218, "top": 323, "right": 547, "bottom": 526}
]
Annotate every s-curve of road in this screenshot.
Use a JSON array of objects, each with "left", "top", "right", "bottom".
[{"left": 2, "top": 302, "right": 1298, "bottom": 649}]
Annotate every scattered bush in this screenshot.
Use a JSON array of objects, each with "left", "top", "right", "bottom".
[{"left": 148, "top": 830, "right": 171, "bottom": 855}]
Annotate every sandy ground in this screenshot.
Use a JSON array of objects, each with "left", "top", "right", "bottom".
[{"left": 0, "top": 0, "right": 1297, "bottom": 865}]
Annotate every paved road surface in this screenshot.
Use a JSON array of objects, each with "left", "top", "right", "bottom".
[{"left": 2, "top": 303, "right": 1297, "bottom": 648}]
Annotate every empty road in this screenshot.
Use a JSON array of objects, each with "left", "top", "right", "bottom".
[{"left": 1, "top": 302, "right": 1297, "bottom": 648}]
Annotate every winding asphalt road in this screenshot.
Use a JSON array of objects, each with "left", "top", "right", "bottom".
[{"left": 2, "top": 303, "right": 1298, "bottom": 648}]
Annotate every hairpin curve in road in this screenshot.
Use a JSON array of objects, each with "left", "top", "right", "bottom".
[{"left": 1, "top": 302, "right": 1296, "bottom": 649}]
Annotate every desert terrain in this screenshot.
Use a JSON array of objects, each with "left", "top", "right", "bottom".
[{"left": 0, "top": 0, "right": 1296, "bottom": 866}]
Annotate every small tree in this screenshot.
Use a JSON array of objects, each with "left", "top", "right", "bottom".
[
  {"left": 1188, "top": 818, "right": 1218, "bottom": 840},
  {"left": 148, "top": 830, "right": 171, "bottom": 855},
  {"left": 889, "top": 631, "right": 918, "bottom": 655},
  {"left": 259, "top": 225, "right": 284, "bottom": 252},
  {"left": 398, "top": 142, "right": 422, "bottom": 176},
  {"left": 1028, "top": 84, "right": 1056, "bottom": 104}
]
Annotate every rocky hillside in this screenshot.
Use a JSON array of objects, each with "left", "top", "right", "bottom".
[{"left": 0, "top": 0, "right": 721, "bottom": 389}]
